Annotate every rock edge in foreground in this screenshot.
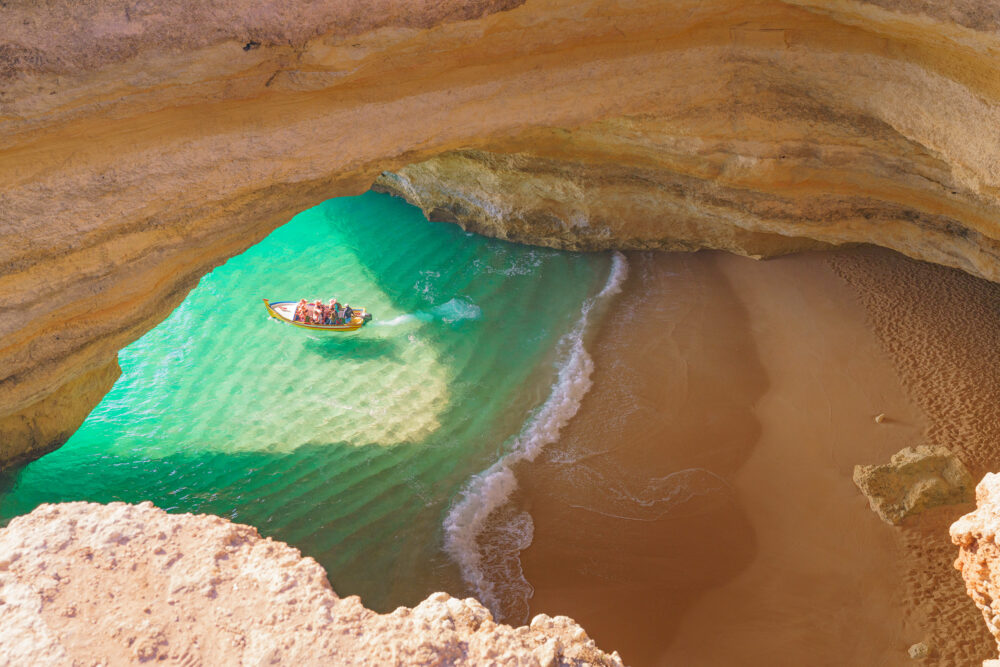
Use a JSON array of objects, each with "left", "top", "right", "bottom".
[
  {"left": 952, "top": 474, "right": 1000, "bottom": 664},
  {"left": 0, "top": 501, "right": 622, "bottom": 666}
]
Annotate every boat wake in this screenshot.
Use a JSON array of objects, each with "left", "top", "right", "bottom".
[
  {"left": 374, "top": 297, "right": 483, "bottom": 327},
  {"left": 442, "top": 252, "right": 628, "bottom": 622}
]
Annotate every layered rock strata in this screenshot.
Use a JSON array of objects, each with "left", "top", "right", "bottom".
[
  {"left": 373, "top": 144, "right": 836, "bottom": 256},
  {"left": 4, "top": 0, "right": 1000, "bottom": 464},
  {"left": 0, "top": 501, "right": 622, "bottom": 666}
]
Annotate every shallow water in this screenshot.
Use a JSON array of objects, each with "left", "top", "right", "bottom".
[{"left": 0, "top": 192, "right": 613, "bottom": 611}]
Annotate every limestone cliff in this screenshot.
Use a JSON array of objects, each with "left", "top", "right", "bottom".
[
  {"left": 952, "top": 474, "right": 1000, "bottom": 663},
  {"left": 4, "top": 0, "right": 1000, "bottom": 465},
  {"left": 0, "top": 501, "right": 622, "bottom": 666}
]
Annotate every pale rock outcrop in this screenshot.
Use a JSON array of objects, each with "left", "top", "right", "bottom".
[
  {"left": 908, "top": 642, "right": 930, "bottom": 660},
  {"left": 854, "top": 445, "right": 975, "bottom": 525},
  {"left": 951, "top": 474, "right": 1000, "bottom": 662},
  {"left": 5, "top": 0, "right": 1000, "bottom": 464},
  {"left": 0, "top": 501, "right": 623, "bottom": 666}
]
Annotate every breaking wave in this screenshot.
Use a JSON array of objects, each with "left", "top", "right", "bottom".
[{"left": 442, "top": 251, "right": 628, "bottom": 620}]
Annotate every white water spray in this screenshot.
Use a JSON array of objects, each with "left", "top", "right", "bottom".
[{"left": 442, "top": 252, "right": 628, "bottom": 619}]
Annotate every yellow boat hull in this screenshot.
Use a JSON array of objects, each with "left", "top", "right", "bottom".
[{"left": 262, "top": 299, "right": 370, "bottom": 332}]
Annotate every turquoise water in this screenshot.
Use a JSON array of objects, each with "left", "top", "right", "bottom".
[{"left": 0, "top": 192, "right": 614, "bottom": 612}]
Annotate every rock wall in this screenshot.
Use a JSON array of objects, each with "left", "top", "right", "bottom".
[
  {"left": 4, "top": 0, "right": 1000, "bottom": 465},
  {"left": 373, "top": 145, "right": 837, "bottom": 256},
  {"left": 0, "top": 501, "right": 622, "bottom": 666},
  {"left": 952, "top": 474, "right": 1000, "bottom": 662}
]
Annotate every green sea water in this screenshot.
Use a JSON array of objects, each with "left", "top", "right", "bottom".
[{"left": 0, "top": 192, "right": 616, "bottom": 612}]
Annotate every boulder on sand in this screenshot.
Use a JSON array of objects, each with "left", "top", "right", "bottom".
[{"left": 854, "top": 446, "right": 974, "bottom": 525}]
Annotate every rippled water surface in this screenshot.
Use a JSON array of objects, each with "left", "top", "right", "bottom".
[{"left": 0, "top": 192, "right": 613, "bottom": 610}]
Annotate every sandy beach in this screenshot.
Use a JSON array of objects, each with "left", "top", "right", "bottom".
[
  {"left": 496, "top": 247, "right": 1000, "bottom": 665},
  {"left": 830, "top": 247, "right": 1000, "bottom": 666},
  {"left": 505, "top": 252, "right": 766, "bottom": 663}
]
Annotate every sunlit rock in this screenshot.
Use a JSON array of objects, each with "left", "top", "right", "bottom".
[
  {"left": 854, "top": 446, "right": 975, "bottom": 525},
  {"left": 951, "top": 474, "right": 1000, "bottom": 663},
  {"left": 0, "top": 501, "right": 623, "bottom": 666}
]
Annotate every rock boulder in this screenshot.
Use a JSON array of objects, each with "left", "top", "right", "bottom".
[{"left": 854, "top": 446, "right": 974, "bottom": 525}]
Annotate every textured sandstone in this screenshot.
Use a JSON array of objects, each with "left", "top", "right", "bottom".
[
  {"left": 0, "top": 359, "right": 119, "bottom": 467},
  {"left": 4, "top": 0, "right": 1000, "bottom": 464},
  {"left": 0, "top": 501, "right": 622, "bottom": 666},
  {"left": 951, "top": 474, "right": 1000, "bottom": 662},
  {"left": 854, "top": 446, "right": 975, "bottom": 525},
  {"left": 373, "top": 146, "right": 836, "bottom": 256}
]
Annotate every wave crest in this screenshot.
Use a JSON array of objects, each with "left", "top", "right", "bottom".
[{"left": 442, "top": 252, "right": 628, "bottom": 621}]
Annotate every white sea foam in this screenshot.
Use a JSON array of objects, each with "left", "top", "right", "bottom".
[
  {"left": 564, "top": 467, "right": 733, "bottom": 522},
  {"left": 442, "top": 252, "right": 628, "bottom": 620},
  {"left": 374, "top": 297, "right": 483, "bottom": 327},
  {"left": 471, "top": 250, "right": 547, "bottom": 277},
  {"left": 373, "top": 313, "right": 417, "bottom": 327},
  {"left": 430, "top": 297, "right": 483, "bottom": 323}
]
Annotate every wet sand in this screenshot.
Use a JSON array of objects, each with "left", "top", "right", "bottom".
[
  {"left": 506, "top": 252, "right": 766, "bottom": 662},
  {"left": 502, "top": 248, "right": 1000, "bottom": 665}
]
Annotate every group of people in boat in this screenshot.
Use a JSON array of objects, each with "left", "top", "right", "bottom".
[{"left": 293, "top": 298, "right": 356, "bottom": 326}]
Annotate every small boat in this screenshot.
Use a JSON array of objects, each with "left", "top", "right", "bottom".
[{"left": 262, "top": 299, "right": 373, "bottom": 332}]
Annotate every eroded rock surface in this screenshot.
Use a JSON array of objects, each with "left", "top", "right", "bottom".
[
  {"left": 5, "top": 0, "right": 1000, "bottom": 464},
  {"left": 373, "top": 146, "right": 836, "bottom": 256},
  {"left": 0, "top": 501, "right": 622, "bottom": 666},
  {"left": 854, "top": 445, "right": 975, "bottom": 525},
  {"left": 951, "top": 474, "right": 1000, "bottom": 661}
]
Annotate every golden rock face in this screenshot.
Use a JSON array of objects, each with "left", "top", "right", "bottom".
[
  {"left": 952, "top": 474, "right": 1000, "bottom": 659},
  {"left": 2, "top": 0, "right": 1000, "bottom": 465}
]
